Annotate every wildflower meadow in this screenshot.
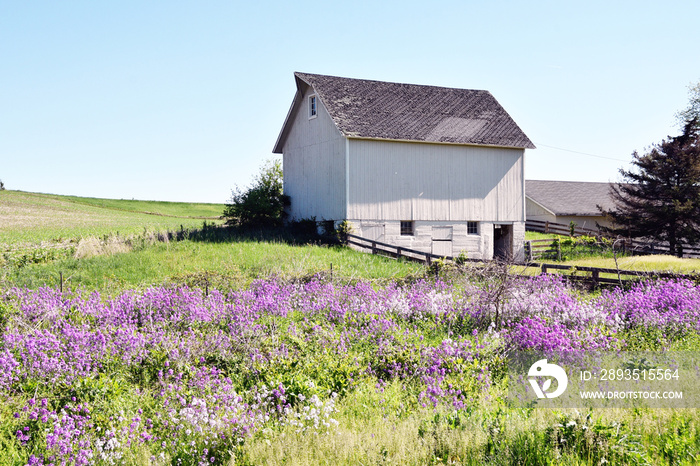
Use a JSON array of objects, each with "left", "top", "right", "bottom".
[{"left": 2, "top": 271, "right": 699, "bottom": 464}]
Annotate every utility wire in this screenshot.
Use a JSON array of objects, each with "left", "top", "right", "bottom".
[{"left": 534, "top": 143, "right": 629, "bottom": 162}]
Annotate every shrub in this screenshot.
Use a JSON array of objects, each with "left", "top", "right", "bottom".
[
  {"left": 289, "top": 217, "right": 318, "bottom": 237},
  {"left": 223, "top": 160, "right": 289, "bottom": 227},
  {"left": 334, "top": 220, "right": 353, "bottom": 244}
]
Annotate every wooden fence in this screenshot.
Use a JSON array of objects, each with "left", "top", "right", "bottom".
[
  {"left": 525, "top": 238, "right": 561, "bottom": 261},
  {"left": 526, "top": 219, "right": 700, "bottom": 259},
  {"left": 346, "top": 233, "right": 697, "bottom": 288},
  {"left": 624, "top": 240, "right": 700, "bottom": 258},
  {"left": 345, "top": 233, "right": 483, "bottom": 265},
  {"left": 525, "top": 262, "right": 696, "bottom": 287},
  {"left": 526, "top": 219, "right": 601, "bottom": 237}
]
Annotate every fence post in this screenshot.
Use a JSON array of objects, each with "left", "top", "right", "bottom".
[
  {"left": 527, "top": 241, "right": 533, "bottom": 262},
  {"left": 371, "top": 241, "right": 377, "bottom": 255},
  {"left": 545, "top": 221, "right": 550, "bottom": 234},
  {"left": 557, "top": 241, "right": 562, "bottom": 261},
  {"left": 541, "top": 264, "right": 548, "bottom": 275},
  {"left": 591, "top": 270, "right": 599, "bottom": 288},
  {"left": 396, "top": 247, "right": 402, "bottom": 260}
]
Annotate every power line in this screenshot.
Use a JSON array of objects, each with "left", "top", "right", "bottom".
[{"left": 534, "top": 143, "right": 629, "bottom": 162}]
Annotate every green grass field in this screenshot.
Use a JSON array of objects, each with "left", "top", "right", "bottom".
[
  {"left": 0, "top": 191, "right": 423, "bottom": 292},
  {"left": 57, "top": 193, "right": 224, "bottom": 218},
  {"left": 0, "top": 190, "right": 225, "bottom": 245},
  {"left": 4, "top": 239, "right": 425, "bottom": 293}
]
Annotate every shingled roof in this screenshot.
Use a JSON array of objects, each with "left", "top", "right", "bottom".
[
  {"left": 526, "top": 180, "right": 617, "bottom": 216},
  {"left": 273, "top": 72, "right": 535, "bottom": 153}
]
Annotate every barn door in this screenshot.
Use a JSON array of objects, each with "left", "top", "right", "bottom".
[
  {"left": 494, "top": 224, "right": 513, "bottom": 260},
  {"left": 431, "top": 226, "right": 453, "bottom": 257}
]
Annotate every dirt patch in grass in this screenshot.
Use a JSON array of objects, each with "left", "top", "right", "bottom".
[{"left": 74, "top": 236, "right": 132, "bottom": 259}]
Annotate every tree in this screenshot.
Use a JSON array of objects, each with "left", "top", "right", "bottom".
[
  {"left": 676, "top": 82, "right": 700, "bottom": 130},
  {"left": 0, "top": 179, "right": 4, "bottom": 191},
  {"left": 599, "top": 118, "right": 700, "bottom": 257},
  {"left": 223, "top": 159, "right": 289, "bottom": 227}
]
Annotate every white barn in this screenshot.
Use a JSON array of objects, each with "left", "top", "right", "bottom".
[{"left": 273, "top": 72, "right": 535, "bottom": 261}]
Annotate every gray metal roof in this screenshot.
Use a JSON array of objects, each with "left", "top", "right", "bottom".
[
  {"left": 273, "top": 72, "right": 535, "bottom": 153},
  {"left": 526, "top": 180, "right": 617, "bottom": 216}
]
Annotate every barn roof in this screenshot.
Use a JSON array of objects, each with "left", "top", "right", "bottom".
[
  {"left": 526, "top": 180, "right": 617, "bottom": 216},
  {"left": 273, "top": 72, "right": 535, "bottom": 153}
]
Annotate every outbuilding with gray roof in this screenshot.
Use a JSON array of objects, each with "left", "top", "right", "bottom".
[{"left": 525, "top": 180, "right": 618, "bottom": 231}]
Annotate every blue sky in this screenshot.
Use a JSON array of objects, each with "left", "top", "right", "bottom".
[{"left": 2, "top": 1, "right": 699, "bottom": 203}]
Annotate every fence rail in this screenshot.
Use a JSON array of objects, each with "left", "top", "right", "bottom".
[
  {"left": 624, "top": 240, "right": 700, "bottom": 258},
  {"left": 526, "top": 262, "right": 696, "bottom": 287},
  {"left": 346, "top": 233, "right": 698, "bottom": 288},
  {"left": 345, "top": 233, "right": 483, "bottom": 265},
  {"left": 525, "top": 219, "right": 700, "bottom": 259},
  {"left": 526, "top": 220, "right": 601, "bottom": 237},
  {"left": 524, "top": 238, "right": 561, "bottom": 261}
]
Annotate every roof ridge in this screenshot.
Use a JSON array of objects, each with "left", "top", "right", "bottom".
[
  {"left": 275, "top": 72, "right": 535, "bottom": 152},
  {"left": 295, "top": 71, "right": 491, "bottom": 94}
]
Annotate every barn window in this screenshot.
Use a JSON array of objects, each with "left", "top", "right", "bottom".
[
  {"left": 467, "top": 221, "right": 478, "bottom": 235},
  {"left": 400, "top": 221, "right": 414, "bottom": 236},
  {"left": 309, "top": 95, "right": 317, "bottom": 118}
]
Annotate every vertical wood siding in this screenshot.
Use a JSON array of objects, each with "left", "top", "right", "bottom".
[
  {"left": 347, "top": 139, "right": 524, "bottom": 222},
  {"left": 282, "top": 87, "right": 346, "bottom": 220}
]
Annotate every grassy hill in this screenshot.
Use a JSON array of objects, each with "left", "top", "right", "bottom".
[
  {"left": 57, "top": 193, "right": 224, "bottom": 218},
  {"left": 0, "top": 190, "right": 225, "bottom": 245},
  {"left": 0, "top": 190, "right": 423, "bottom": 292}
]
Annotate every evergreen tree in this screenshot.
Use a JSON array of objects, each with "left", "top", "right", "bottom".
[
  {"left": 600, "top": 118, "right": 700, "bottom": 257},
  {"left": 676, "top": 82, "right": 700, "bottom": 130}
]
